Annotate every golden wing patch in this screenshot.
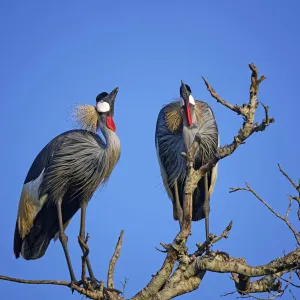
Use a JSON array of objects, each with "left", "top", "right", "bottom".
[
  {"left": 17, "top": 189, "right": 47, "bottom": 239},
  {"left": 17, "top": 188, "right": 37, "bottom": 239},
  {"left": 164, "top": 102, "right": 183, "bottom": 133}
]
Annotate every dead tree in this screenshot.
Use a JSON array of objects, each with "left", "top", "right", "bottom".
[{"left": 1, "top": 64, "right": 299, "bottom": 300}]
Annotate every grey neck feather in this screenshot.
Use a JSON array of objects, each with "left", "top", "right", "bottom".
[
  {"left": 98, "top": 115, "right": 121, "bottom": 171},
  {"left": 182, "top": 106, "right": 197, "bottom": 152}
]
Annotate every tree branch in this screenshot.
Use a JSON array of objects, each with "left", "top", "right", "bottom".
[
  {"left": 186, "top": 248, "right": 300, "bottom": 278},
  {"left": 107, "top": 230, "right": 124, "bottom": 290},
  {"left": 192, "top": 221, "right": 233, "bottom": 257},
  {"left": 0, "top": 275, "right": 102, "bottom": 299},
  {"left": 278, "top": 164, "right": 299, "bottom": 191},
  {"left": 230, "top": 182, "right": 300, "bottom": 245},
  {"left": 188, "top": 63, "right": 275, "bottom": 192}
]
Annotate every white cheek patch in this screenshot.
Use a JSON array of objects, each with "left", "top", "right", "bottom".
[
  {"left": 189, "top": 94, "right": 195, "bottom": 105},
  {"left": 96, "top": 101, "right": 110, "bottom": 113}
]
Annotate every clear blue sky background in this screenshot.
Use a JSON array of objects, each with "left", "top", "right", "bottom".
[{"left": 0, "top": 1, "right": 299, "bottom": 299}]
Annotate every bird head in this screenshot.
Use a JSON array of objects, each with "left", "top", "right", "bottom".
[
  {"left": 95, "top": 87, "right": 119, "bottom": 131},
  {"left": 71, "top": 87, "right": 119, "bottom": 133},
  {"left": 180, "top": 81, "right": 195, "bottom": 127}
]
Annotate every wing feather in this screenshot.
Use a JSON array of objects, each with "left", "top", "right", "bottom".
[{"left": 155, "top": 100, "right": 219, "bottom": 221}]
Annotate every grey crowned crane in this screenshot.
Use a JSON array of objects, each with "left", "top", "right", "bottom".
[
  {"left": 14, "top": 88, "right": 121, "bottom": 283},
  {"left": 155, "top": 82, "right": 218, "bottom": 239}
]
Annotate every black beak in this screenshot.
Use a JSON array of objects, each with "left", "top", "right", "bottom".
[
  {"left": 109, "top": 87, "right": 119, "bottom": 101},
  {"left": 180, "top": 80, "right": 193, "bottom": 126},
  {"left": 106, "top": 87, "right": 119, "bottom": 116},
  {"left": 180, "top": 80, "right": 189, "bottom": 106}
]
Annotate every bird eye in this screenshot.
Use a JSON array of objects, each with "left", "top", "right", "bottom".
[
  {"left": 96, "top": 101, "right": 110, "bottom": 113},
  {"left": 189, "top": 95, "right": 195, "bottom": 105}
]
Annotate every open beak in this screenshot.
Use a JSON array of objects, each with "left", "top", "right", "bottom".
[{"left": 181, "top": 80, "right": 192, "bottom": 126}]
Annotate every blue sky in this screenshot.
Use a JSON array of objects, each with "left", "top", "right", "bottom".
[{"left": 0, "top": 1, "right": 299, "bottom": 299}]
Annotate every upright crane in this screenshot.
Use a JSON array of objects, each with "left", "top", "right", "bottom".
[
  {"left": 155, "top": 82, "right": 218, "bottom": 239},
  {"left": 14, "top": 88, "right": 121, "bottom": 283}
]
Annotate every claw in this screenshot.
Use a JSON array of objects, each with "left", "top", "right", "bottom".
[{"left": 69, "top": 280, "right": 79, "bottom": 293}]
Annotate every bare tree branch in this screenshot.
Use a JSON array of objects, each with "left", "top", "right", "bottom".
[
  {"left": 0, "top": 275, "right": 101, "bottom": 299},
  {"left": 189, "top": 63, "right": 275, "bottom": 191},
  {"left": 186, "top": 248, "right": 300, "bottom": 278},
  {"left": 192, "top": 221, "right": 233, "bottom": 257},
  {"left": 107, "top": 230, "right": 124, "bottom": 290},
  {"left": 278, "top": 164, "right": 299, "bottom": 191},
  {"left": 202, "top": 77, "right": 242, "bottom": 114},
  {"left": 279, "top": 163, "right": 300, "bottom": 220},
  {"left": 230, "top": 182, "right": 300, "bottom": 245}
]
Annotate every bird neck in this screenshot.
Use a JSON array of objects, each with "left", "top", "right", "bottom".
[
  {"left": 99, "top": 120, "right": 121, "bottom": 167},
  {"left": 182, "top": 105, "right": 196, "bottom": 127}
]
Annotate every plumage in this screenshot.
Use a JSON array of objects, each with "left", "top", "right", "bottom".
[
  {"left": 14, "top": 88, "right": 120, "bottom": 275},
  {"left": 155, "top": 83, "right": 218, "bottom": 232}
]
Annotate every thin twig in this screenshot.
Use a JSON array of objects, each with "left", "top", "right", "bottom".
[
  {"left": 202, "top": 77, "right": 242, "bottom": 114},
  {"left": 276, "top": 272, "right": 300, "bottom": 288},
  {"left": 107, "top": 230, "right": 124, "bottom": 289},
  {"left": 192, "top": 221, "right": 233, "bottom": 257},
  {"left": 230, "top": 183, "right": 300, "bottom": 245},
  {"left": 252, "top": 102, "right": 275, "bottom": 133},
  {"left": 221, "top": 290, "right": 236, "bottom": 297},
  {"left": 0, "top": 276, "right": 100, "bottom": 299},
  {"left": 285, "top": 196, "right": 293, "bottom": 219},
  {"left": 0, "top": 276, "right": 70, "bottom": 286},
  {"left": 120, "top": 277, "right": 129, "bottom": 298},
  {"left": 201, "top": 63, "right": 274, "bottom": 171},
  {"left": 289, "top": 288, "right": 297, "bottom": 300},
  {"left": 278, "top": 164, "right": 299, "bottom": 191}
]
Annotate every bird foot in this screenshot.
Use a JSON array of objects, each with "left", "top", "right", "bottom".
[{"left": 69, "top": 279, "right": 80, "bottom": 293}]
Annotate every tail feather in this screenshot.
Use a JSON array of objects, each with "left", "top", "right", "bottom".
[
  {"left": 20, "top": 204, "right": 58, "bottom": 260},
  {"left": 13, "top": 221, "right": 22, "bottom": 258},
  {"left": 22, "top": 231, "right": 52, "bottom": 260},
  {"left": 192, "top": 177, "right": 206, "bottom": 221},
  {"left": 14, "top": 197, "right": 80, "bottom": 260}
]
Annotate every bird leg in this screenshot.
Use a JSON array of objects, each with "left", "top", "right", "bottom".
[
  {"left": 79, "top": 202, "right": 96, "bottom": 285},
  {"left": 174, "top": 180, "right": 183, "bottom": 229},
  {"left": 56, "top": 198, "right": 77, "bottom": 284},
  {"left": 203, "top": 173, "right": 210, "bottom": 242}
]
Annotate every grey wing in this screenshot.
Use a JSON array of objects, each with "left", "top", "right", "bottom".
[
  {"left": 194, "top": 101, "right": 219, "bottom": 197},
  {"left": 15, "top": 130, "right": 86, "bottom": 243},
  {"left": 15, "top": 131, "right": 67, "bottom": 256},
  {"left": 155, "top": 104, "right": 186, "bottom": 201}
]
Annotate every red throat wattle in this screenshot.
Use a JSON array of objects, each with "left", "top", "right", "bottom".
[
  {"left": 186, "top": 104, "right": 193, "bottom": 126},
  {"left": 106, "top": 116, "right": 116, "bottom": 131}
]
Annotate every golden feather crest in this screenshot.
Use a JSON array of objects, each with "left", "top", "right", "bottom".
[{"left": 71, "top": 104, "right": 99, "bottom": 132}]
